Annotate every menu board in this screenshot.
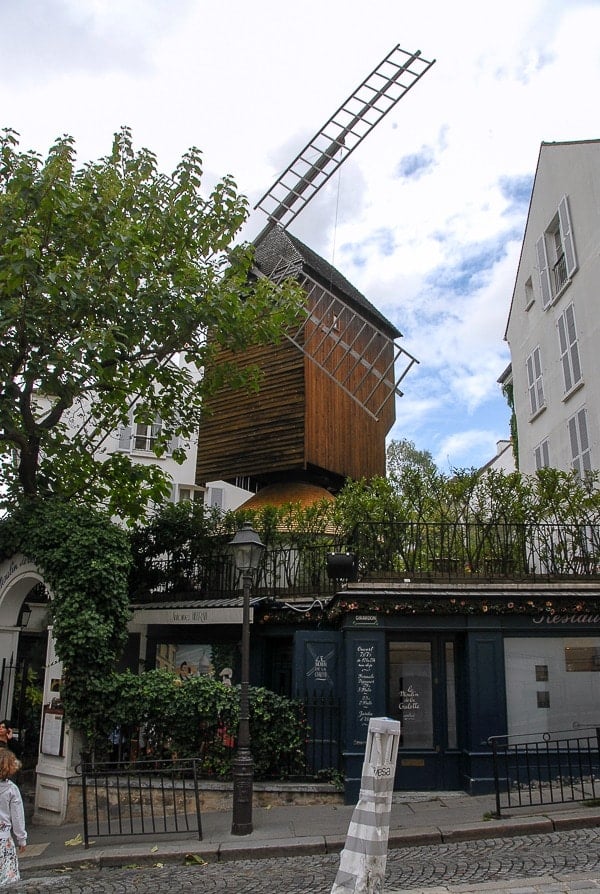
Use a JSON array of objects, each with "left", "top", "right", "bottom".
[
  {"left": 353, "top": 641, "right": 377, "bottom": 746},
  {"left": 41, "top": 706, "right": 65, "bottom": 757}
]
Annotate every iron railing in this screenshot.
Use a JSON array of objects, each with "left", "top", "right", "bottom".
[
  {"left": 488, "top": 727, "right": 600, "bottom": 816},
  {"left": 353, "top": 521, "right": 600, "bottom": 582},
  {"left": 130, "top": 521, "right": 600, "bottom": 602},
  {"left": 79, "top": 757, "right": 202, "bottom": 848}
]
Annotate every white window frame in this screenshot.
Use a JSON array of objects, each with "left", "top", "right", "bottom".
[
  {"left": 133, "top": 419, "right": 162, "bottom": 452},
  {"left": 534, "top": 439, "right": 550, "bottom": 470},
  {"left": 557, "top": 303, "right": 582, "bottom": 395},
  {"left": 536, "top": 195, "right": 577, "bottom": 308},
  {"left": 526, "top": 346, "right": 545, "bottom": 417},
  {"left": 568, "top": 407, "right": 591, "bottom": 476},
  {"left": 118, "top": 415, "right": 179, "bottom": 456}
]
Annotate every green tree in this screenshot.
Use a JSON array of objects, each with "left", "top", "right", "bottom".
[
  {"left": 386, "top": 438, "right": 437, "bottom": 480},
  {"left": 0, "top": 127, "right": 301, "bottom": 520}
]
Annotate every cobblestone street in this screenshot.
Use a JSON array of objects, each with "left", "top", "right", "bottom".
[{"left": 11, "top": 827, "right": 600, "bottom": 893}]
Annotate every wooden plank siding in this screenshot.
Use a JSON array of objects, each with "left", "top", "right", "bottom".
[
  {"left": 195, "top": 337, "right": 307, "bottom": 485},
  {"left": 196, "top": 328, "right": 395, "bottom": 488},
  {"left": 303, "top": 298, "right": 395, "bottom": 483}
]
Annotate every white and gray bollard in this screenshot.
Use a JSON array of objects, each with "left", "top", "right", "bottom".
[{"left": 331, "top": 717, "right": 401, "bottom": 894}]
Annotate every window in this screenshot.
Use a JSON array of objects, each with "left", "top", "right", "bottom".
[
  {"left": 118, "top": 415, "right": 179, "bottom": 455},
  {"left": 526, "top": 347, "right": 545, "bottom": 416},
  {"left": 505, "top": 636, "right": 600, "bottom": 735},
  {"left": 536, "top": 196, "right": 577, "bottom": 307},
  {"left": 534, "top": 439, "right": 550, "bottom": 470},
  {"left": 207, "top": 487, "right": 224, "bottom": 510},
  {"left": 557, "top": 303, "right": 582, "bottom": 394},
  {"left": 134, "top": 419, "right": 161, "bottom": 452},
  {"left": 568, "top": 407, "right": 591, "bottom": 476}
]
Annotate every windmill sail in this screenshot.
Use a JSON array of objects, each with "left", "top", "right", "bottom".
[
  {"left": 254, "top": 44, "right": 435, "bottom": 230},
  {"left": 268, "top": 255, "right": 418, "bottom": 421}
]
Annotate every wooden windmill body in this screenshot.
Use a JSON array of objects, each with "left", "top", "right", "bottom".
[{"left": 195, "top": 45, "right": 435, "bottom": 500}]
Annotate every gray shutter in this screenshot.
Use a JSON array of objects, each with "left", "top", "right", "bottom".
[
  {"left": 558, "top": 314, "right": 572, "bottom": 392},
  {"left": 536, "top": 235, "right": 552, "bottom": 307},
  {"left": 558, "top": 196, "right": 577, "bottom": 277},
  {"left": 118, "top": 423, "right": 132, "bottom": 452},
  {"left": 542, "top": 440, "right": 549, "bottom": 468}
]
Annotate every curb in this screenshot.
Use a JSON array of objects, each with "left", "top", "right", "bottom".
[{"left": 20, "top": 810, "right": 600, "bottom": 877}]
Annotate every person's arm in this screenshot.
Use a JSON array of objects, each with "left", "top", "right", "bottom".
[{"left": 10, "top": 788, "right": 26, "bottom": 850}]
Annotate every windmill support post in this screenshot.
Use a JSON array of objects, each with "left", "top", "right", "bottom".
[{"left": 331, "top": 717, "right": 401, "bottom": 894}]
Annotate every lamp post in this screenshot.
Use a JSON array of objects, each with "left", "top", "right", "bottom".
[{"left": 229, "top": 522, "right": 265, "bottom": 835}]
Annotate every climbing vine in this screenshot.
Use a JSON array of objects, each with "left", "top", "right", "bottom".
[{"left": 0, "top": 499, "right": 131, "bottom": 740}]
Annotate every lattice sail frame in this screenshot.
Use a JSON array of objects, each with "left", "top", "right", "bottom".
[
  {"left": 254, "top": 44, "right": 435, "bottom": 229},
  {"left": 268, "top": 257, "right": 419, "bottom": 421}
]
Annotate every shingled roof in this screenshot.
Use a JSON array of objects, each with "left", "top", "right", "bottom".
[{"left": 254, "top": 225, "right": 401, "bottom": 340}]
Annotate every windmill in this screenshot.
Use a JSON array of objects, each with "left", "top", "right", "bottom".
[{"left": 196, "top": 44, "right": 435, "bottom": 501}]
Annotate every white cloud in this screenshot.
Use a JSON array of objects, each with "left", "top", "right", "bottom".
[{"left": 0, "top": 0, "right": 597, "bottom": 470}]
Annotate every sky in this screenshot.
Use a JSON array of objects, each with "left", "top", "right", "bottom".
[{"left": 2, "top": 0, "right": 599, "bottom": 472}]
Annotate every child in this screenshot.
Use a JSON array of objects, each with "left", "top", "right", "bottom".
[{"left": 0, "top": 748, "right": 27, "bottom": 886}]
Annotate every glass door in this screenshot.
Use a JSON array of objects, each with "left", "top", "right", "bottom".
[{"left": 387, "top": 637, "right": 460, "bottom": 790}]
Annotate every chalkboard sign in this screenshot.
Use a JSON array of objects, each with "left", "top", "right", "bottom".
[{"left": 353, "top": 641, "right": 377, "bottom": 746}]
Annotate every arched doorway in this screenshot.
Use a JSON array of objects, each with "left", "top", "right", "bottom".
[{"left": 0, "top": 556, "right": 50, "bottom": 769}]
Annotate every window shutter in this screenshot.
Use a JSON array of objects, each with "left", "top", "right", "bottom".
[
  {"left": 558, "top": 196, "right": 577, "bottom": 278},
  {"left": 578, "top": 408, "right": 589, "bottom": 453},
  {"left": 210, "top": 487, "right": 224, "bottom": 510},
  {"left": 557, "top": 314, "right": 572, "bottom": 392},
  {"left": 118, "top": 424, "right": 132, "bottom": 452},
  {"left": 542, "top": 439, "right": 549, "bottom": 468},
  {"left": 568, "top": 416, "right": 579, "bottom": 460},
  {"left": 535, "top": 439, "right": 549, "bottom": 470},
  {"left": 536, "top": 235, "right": 552, "bottom": 308}
]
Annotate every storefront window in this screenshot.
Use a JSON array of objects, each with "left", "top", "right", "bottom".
[
  {"left": 505, "top": 636, "right": 600, "bottom": 736},
  {"left": 388, "top": 642, "right": 433, "bottom": 748},
  {"left": 155, "top": 643, "right": 238, "bottom": 686}
]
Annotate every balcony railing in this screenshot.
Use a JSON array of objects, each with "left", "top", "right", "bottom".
[
  {"left": 353, "top": 521, "right": 600, "bottom": 582},
  {"left": 553, "top": 253, "right": 568, "bottom": 293},
  {"left": 130, "top": 521, "right": 600, "bottom": 602}
]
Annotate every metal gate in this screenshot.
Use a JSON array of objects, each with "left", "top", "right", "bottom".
[{"left": 0, "top": 656, "right": 29, "bottom": 743}]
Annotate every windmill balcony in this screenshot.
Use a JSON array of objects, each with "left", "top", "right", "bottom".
[{"left": 129, "top": 521, "right": 600, "bottom": 603}]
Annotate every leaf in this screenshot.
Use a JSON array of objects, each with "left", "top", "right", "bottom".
[
  {"left": 150, "top": 845, "right": 158, "bottom": 853},
  {"left": 184, "top": 853, "right": 207, "bottom": 865},
  {"left": 64, "top": 832, "right": 83, "bottom": 846}
]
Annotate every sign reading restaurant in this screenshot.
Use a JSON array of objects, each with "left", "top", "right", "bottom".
[{"left": 533, "top": 612, "right": 600, "bottom": 626}]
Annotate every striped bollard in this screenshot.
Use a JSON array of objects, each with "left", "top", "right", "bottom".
[{"left": 331, "top": 717, "right": 401, "bottom": 894}]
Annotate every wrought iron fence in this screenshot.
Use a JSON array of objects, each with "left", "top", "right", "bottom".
[
  {"left": 131, "top": 522, "right": 600, "bottom": 602},
  {"left": 79, "top": 757, "right": 202, "bottom": 848},
  {"left": 488, "top": 727, "right": 600, "bottom": 817},
  {"left": 353, "top": 521, "right": 600, "bottom": 582},
  {"left": 131, "top": 542, "right": 341, "bottom": 602}
]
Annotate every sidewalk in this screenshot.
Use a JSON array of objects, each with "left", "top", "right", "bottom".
[{"left": 19, "top": 791, "right": 600, "bottom": 875}]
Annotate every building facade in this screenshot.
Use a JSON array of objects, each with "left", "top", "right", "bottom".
[{"left": 505, "top": 140, "right": 600, "bottom": 474}]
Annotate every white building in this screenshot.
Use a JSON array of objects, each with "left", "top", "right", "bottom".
[{"left": 505, "top": 139, "right": 600, "bottom": 475}]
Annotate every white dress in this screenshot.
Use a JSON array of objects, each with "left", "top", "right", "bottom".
[{"left": 0, "top": 779, "right": 26, "bottom": 886}]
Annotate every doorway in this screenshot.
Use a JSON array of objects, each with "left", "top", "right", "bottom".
[{"left": 387, "top": 636, "right": 462, "bottom": 790}]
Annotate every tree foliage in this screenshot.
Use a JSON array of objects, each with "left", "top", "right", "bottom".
[
  {"left": 92, "top": 670, "right": 307, "bottom": 779},
  {"left": 386, "top": 438, "right": 437, "bottom": 480},
  {"left": 0, "top": 127, "right": 301, "bottom": 519},
  {"left": 0, "top": 499, "right": 131, "bottom": 739}
]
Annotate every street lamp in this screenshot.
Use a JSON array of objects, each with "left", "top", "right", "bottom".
[{"left": 229, "top": 521, "right": 265, "bottom": 835}]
